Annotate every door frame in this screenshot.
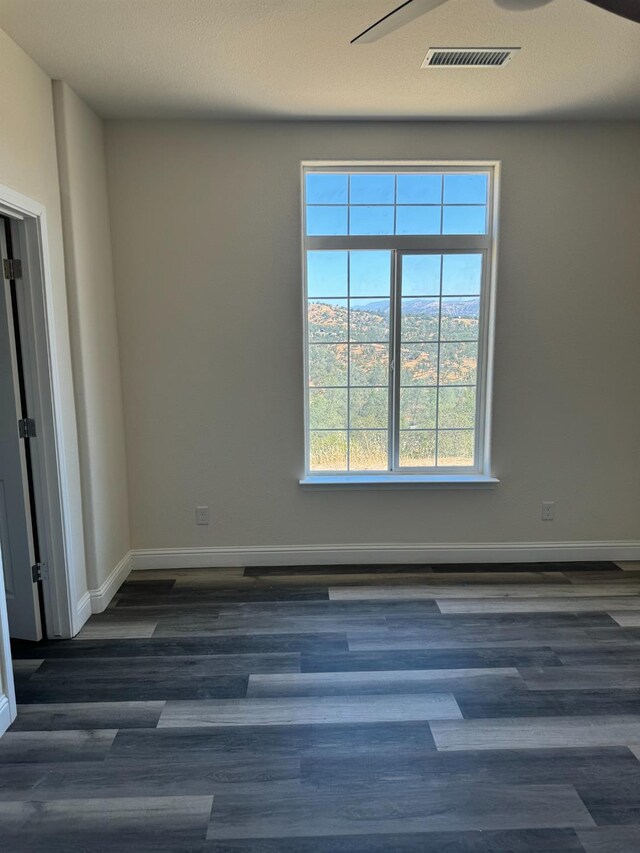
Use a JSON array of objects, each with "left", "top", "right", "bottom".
[{"left": 0, "top": 182, "right": 87, "bottom": 658}]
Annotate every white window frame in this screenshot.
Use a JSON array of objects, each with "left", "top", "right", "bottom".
[{"left": 300, "top": 161, "right": 500, "bottom": 489}]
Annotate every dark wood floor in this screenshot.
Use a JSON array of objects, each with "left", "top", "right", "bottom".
[{"left": 4, "top": 562, "right": 640, "bottom": 851}]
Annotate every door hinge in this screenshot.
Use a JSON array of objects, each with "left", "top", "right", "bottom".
[
  {"left": 18, "top": 417, "right": 36, "bottom": 439},
  {"left": 31, "top": 563, "right": 48, "bottom": 582},
  {"left": 3, "top": 258, "right": 22, "bottom": 280}
]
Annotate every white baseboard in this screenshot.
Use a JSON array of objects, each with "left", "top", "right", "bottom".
[
  {"left": 130, "top": 541, "right": 640, "bottom": 571},
  {"left": 88, "top": 552, "right": 133, "bottom": 614},
  {"left": 75, "top": 591, "right": 92, "bottom": 632},
  {"left": 0, "top": 694, "right": 11, "bottom": 738}
]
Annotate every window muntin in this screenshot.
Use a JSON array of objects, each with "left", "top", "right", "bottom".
[{"left": 303, "top": 164, "right": 496, "bottom": 478}]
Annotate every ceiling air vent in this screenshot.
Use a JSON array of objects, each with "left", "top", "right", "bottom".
[{"left": 422, "top": 47, "right": 520, "bottom": 68}]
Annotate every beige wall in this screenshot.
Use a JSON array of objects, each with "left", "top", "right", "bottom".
[
  {"left": 52, "top": 81, "right": 130, "bottom": 590},
  {"left": 105, "top": 120, "right": 640, "bottom": 551},
  {"left": 0, "top": 29, "right": 88, "bottom": 626}
]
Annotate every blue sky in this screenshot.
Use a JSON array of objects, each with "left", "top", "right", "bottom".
[
  {"left": 305, "top": 172, "right": 488, "bottom": 237},
  {"left": 307, "top": 250, "right": 482, "bottom": 299}
]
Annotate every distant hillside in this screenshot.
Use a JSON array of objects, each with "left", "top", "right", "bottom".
[
  {"left": 308, "top": 300, "right": 479, "bottom": 347},
  {"left": 362, "top": 297, "right": 479, "bottom": 318},
  {"left": 308, "top": 297, "right": 478, "bottom": 470}
]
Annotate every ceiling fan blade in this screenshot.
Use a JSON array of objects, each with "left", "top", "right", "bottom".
[
  {"left": 351, "top": 0, "right": 451, "bottom": 44},
  {"left": 582, "top": 0, "right": 640, "bottom": 23},
  {"left": 494, "top": 0, "right": 553, "bottom": 10}
]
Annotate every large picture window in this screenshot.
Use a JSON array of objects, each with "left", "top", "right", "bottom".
[{"left": 302, "top": 162, "right": 498, "bottom": 483}]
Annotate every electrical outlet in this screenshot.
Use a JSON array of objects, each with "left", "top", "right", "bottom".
[
  {"left": 195, "top": 506, "right": 209, "bottom": 525},
  {"left": 541, "top": 501, "right": 555, "bottom": 521}
]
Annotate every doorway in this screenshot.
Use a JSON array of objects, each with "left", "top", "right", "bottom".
[
  {"left": 0, "top": 183, "right": 87, "bottom": 656},
  {"left": 0, "top": 215, "right": 46, "bottom": 640}
]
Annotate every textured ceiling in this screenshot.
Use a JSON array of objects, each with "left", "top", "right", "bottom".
[{"left": 1, "top": 0, "right": 639, "bottom": 119}]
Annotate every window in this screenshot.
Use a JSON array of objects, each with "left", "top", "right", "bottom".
[{"left": 301, "top": 162, "right": 499, "bottom": 486}]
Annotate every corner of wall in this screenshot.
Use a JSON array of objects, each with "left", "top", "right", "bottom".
[
  {"left": 88, "top": 550, "right": 132, "bottom": 614},
  {"left": 51, "top": 79, "right": 131, "bottom": 595}
]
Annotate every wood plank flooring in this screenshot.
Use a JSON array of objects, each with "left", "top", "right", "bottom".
[{"left": 4, "top": 561, "right": 640, "bottom": 850}]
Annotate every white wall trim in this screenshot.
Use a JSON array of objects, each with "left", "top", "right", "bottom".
[
  {"left": 0, "top": 695, "right": 11, "bottom": 738},
  {"left": 130, "top": 541, "right": 640, "bottom": 570},
  {"left": 89, "top": 551, "right": 132, "bottom": 614},
  {"left": 76, "top": 591, "right": 92, "bottom": 626}
]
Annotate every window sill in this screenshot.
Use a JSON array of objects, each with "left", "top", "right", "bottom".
[{"left": 299, "top": 474, "right": 500, "bottom": 490}]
